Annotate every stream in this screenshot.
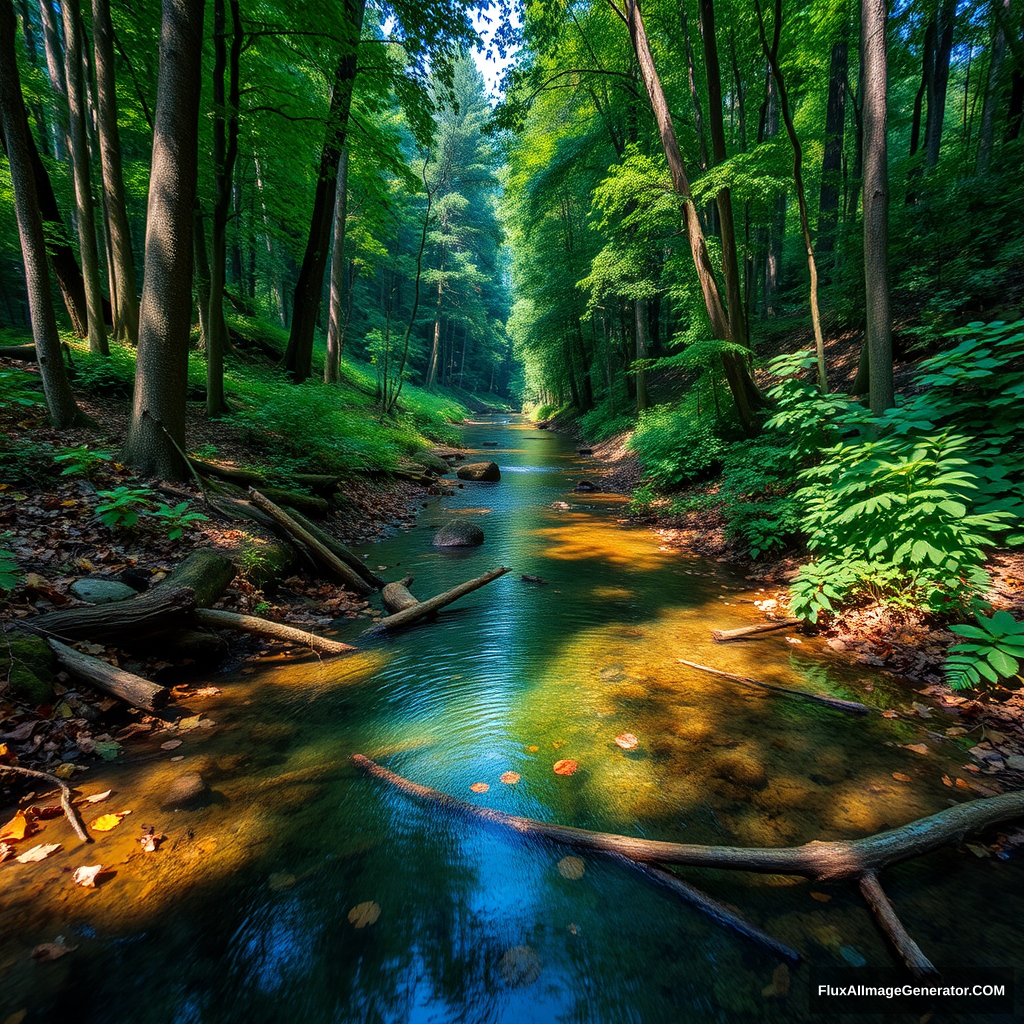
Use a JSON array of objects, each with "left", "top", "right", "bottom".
[{"left": 2, "top": 414, "right": 1022, "bottom": 1023}]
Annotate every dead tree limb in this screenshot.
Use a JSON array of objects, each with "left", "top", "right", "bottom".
[
  {"left": 48, "top": 639, "right": 169, "bottom": 711},
  {"left": 712, "top": 619, "right": 801, "bottom": 642},
  {"left": 381, "top": 576, "right": 418, "bottom": 614},
  {"left": 0, "top": 764, "right": 90, "bottom": 843},
  {"left": 248, "top": 489, "right": 373, "bottom": 596},
  {"left": 195, "top": 608, "right": 356, "bottom": 655},
  {"left": 361, "top": 567, "right": 511, "bottom": 635},
  {"left": 858, "top": 869, "right": 939, "bottom": 980},
  {"left": 678, "top": 659, "right": 870, "bottom": 715},
  {"left": 288, "top": 510, "right": 386, "bottom": 589}
]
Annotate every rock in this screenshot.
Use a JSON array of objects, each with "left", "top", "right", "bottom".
[
  {"left": 433, "top": 522, "right": 485, "bottom": 547},
  {"left": 575, "top": 480, "right": 599, "bottom": 493},
  {"left": 163, "top": 772, "right": 209, "bottom": 809},
  {"left": 2, "top": 634, "right": 58, "bottom": 703},
  {"left": 717, "top": 751, "right": 768, "bottom": 790},
  {"left": 456, "top": 461, "right": 501, "bottom": 482},
  {"left": 70, "top": 578, "right": 138, "bottom": 605}
]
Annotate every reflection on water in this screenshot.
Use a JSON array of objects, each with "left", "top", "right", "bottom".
[{"left": 2, "top": 415, "right": 1021, "bottom": 1023}]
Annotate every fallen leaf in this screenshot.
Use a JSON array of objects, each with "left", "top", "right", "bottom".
[
  {"left": 881, "top": 710, "right": 899, "bottom": 719},
  {"left": 469, "top": 782, "right": 490, "bottom": 793},
  {"left": 553, "top": 759, "right": 578, "bottom": 776},
  {"left": 762, "top": 963, "right": 791, "bottom": 998},
  {"left": 551, "top": 740, "right": 563, "bottom": 749},
  {"left": 198, "top": 719, "right": 216, "bottom": 729},
  {"left": 965, "top": 843, "right": 991, "bottom": 858},
  {"left": 31, "top": 941, "right": 77, "bottom": 963},
  {"left": 169, "top": 756, "right": 184, "bottom": 762},
  {"left": 892, "top": 772, "right": 912, "bottom": 782},
  {"left": 178, "top": 716, "right": 202, "bottom": 731},
  {"left": 29, "top": 806, "right": 63, "bottom": 821},
  {"left": 903, "top": 743, "right": 930, "bottom": 755},
  {"left": 526, "top": 745, "right": 539, "bottom": 753},
  {"left": 0, "top": 810, "right": 34, "bottom": 842},
  {"left": 810, "top": 892, "right": 832, "bottom": 903},
  {"left": 160, "top": 739, "right": 183, "bottom": 751},
  {"left": 946, "top": 726, "right": 968, "bottom": 738},
  {"left": 614, "top": 733, "right": 639, "bottom": 750},
  {"left": 194, "top": 687, "right": 221, "bottom": 697},
  {"left": 498, "top": 945, "right": 541, "bottom": 986},
  {"left": 53, "top": 763, "right": 77, "bottom": 780},
  {"left": 139, "top": 829, "right": 163, "bottom": 853},
  {"left": 15, "top": 843, "right": 61, "bottom": 863},
  {"left": 91, "top": 812, "right": 127, "bottom": 832},
  {"left": 267, "top": 872, "right": 296, "bottom": 891},
  {"left": 72, "top": 865, "right": 104, "bottom": 888},
  {"left": 911, "top": 702, "right": 933, "bottom": 719},
  {"left": 558, "top": 856, "right": 585, "bottom": 880},
  {"left": 567, "top": 923, "right": 578, "bottom": 936},
  {"left": 0, "top": 743, "right": 16, "bottom": 765},
  {"left": 955, "top": 778, "right": 971, "bottom": 789},
  {"left": 941, "top": 775, "right": 954, "bottom": 787},
  {"left": 83, "top": 790, "right": 112, "bottom": 804},
  {"left": 92, "top": 740, "right": 122, "bottom": 761},
  {"left": 348, "top": 901, "right": 380, "bottom": 928},
  {"left": 0, "top": 842, "right": 13, "bottom": 863},
  {"left": 500, "top": 772, "right": 521, "bottom": 785}
]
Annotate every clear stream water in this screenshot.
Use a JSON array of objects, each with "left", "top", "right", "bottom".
[{"left": 2, "top": 415, "right": 1022, "bottom": 1023}]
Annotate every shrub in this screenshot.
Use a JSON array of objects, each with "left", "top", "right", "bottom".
[
  {"left": 628, "top": 403, "right": 725, "bottom": 488},
  {"left": 945, "top": 609, "right": 1024, "bottom": 691}
]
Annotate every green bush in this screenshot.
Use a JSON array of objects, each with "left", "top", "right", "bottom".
[
  {"left": 945, "top": 609, "right": 1024, "bottom": 691},
  {"left": 628, "top": 403, "right": 725, "bottom": 488},
  {"left": 0, "top": 368, "right": 44, "bottom": 411},
  {"left": 579, "top": 400, "right": 633, "bottom": 443}
]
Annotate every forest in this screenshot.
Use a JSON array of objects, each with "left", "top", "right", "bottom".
[{"left": 2, "top": 0, "right": 1024, "bottom": 1020}]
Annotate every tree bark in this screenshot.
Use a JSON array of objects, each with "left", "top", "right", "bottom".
[
  {"left": 633, "top": 297, "right": 649, "bottom": 412},
  {"left": 324, "top": 148, "right": 350, "bottom": 383},
  {"left": 818, "top": 32, "right": 848, "bottom": 270},
  {"left": 924, "top": 0, "right": 956, "bottom": 167},
  {"left": 975, "top": 0, "right": 1006, "bottom": 173},
  {"left": 91, "top": 0, "right": 138, "bottom": 345},
  {"left": 61, "top": 0, "right": 108, "bottom": 355},
  {"left": 861, "top": 0, "right": 895, "bottom": 415},
  {"left": 123, "top": 0, "right": 205, "bottom": 479},
  {"left": 283, "top": 0, "right": 365, "bottom": 383},
  {"left": 0, "top": 0, "right": 87, "bottom": 427},
  {"left": 38, "top": 0, "right": 67, "bottom": 160},
  {"left": 48, "top": 639, "right": 169, "bottom": 711}
]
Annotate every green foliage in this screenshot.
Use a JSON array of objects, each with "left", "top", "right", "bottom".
[
  {"left": 578, "top": 400, "right": 633, "bottom": 442},
  {"left": 945, "top": 610, "right": 1024, "bottom": 692},
  {"left": 0, "top": 541, "right": 20, "bottom": 592},
  {"left": 53, "top": 445, "right": 115, "bottom": 478},
  {"left": 94, "top": 487, "right": 156, "bottom": 529},
  {"left": 0, "top": 436, "right": 54, "bottom": 485},
  {"left": 628, "top": 404, "right": 725, "bottom": 488},
  {"left": 150, "top": 502, "right": 209, "bottom": 540},
  {"left": 0, "top": 369, "right": 44, "bottom": 411}
]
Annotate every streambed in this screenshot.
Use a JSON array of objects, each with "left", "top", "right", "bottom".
[{"left": 1, "top": 415, "right": 1021, "bottom": 1023}]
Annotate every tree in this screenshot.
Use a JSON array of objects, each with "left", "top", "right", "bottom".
[
  {"left": 0, "top": 0, "right": 88, "bottom": 426},
  {"left": 123, "top": 0, "right": 205, "bottom": 478},
  {"left": 861, "top": 0, "right": 894, "bottom": 414}
]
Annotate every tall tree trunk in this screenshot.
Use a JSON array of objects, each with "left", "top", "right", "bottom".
[
  {"left": 0, "top": 0, "right": 86, "bottom": 426},
  {"left": 91, "top": 0, "right": 138, "bottom": 345},
  {"left": 817, "top": 30, "right": 848, "bottom": 273},
  {"left": 324, "top": 148, "right": 349, "bottom": 383},
  {"left": 282, "top": 0, "right": 365, "bottom": 383},
  {"left": 61, "top": 0, "right": 108, "bottom": 354},
  {"left": 924, "top": 0, "right": 957, "bottom": 167},
  {"left": 207, "top": 0, "right": 241, "bottom": 417},
  {"left": 861, "top": 0, "right": 894, "bottom": 415},
  {"left": 634, "top": 297, "right": 649, "bottom": 412},
  {"left": 976, "top": 0, "right": 1006, "bottom": 173},
  {"left": 38, "top": 0, "right": 67, "bottom": 160},
  {"left": 1008, "top": 68, "right": 1024, "bottom": 141},
  {"left": 123, "top": 0, "right": 204, "bottom": 479},
  {"left": 616, "top": 0, "right": 763, "bottom": 432},
  {"left": 192, "top": 209, "right": 211, "bottom": 349},
  {"left": 16, "top": 0, "right": 51, "bottom": 156},
  {"left": 700, "top": 0, "right": 748, "bottom": 347}
]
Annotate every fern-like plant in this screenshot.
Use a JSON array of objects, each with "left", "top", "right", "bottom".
[{"left": 945, "top": 609, "right": 1024, "bottom": 691}]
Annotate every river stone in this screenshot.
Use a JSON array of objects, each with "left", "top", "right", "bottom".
[
  {"left": 70, "top": 578, "right": 138, "bottom": 604},
  {"left": 163, "top": 772, "right": 209, "bottom": 809},
  {"left": 575, "top": 480, "right": 599, "bottom": 492},
  {"left": 433, "top": 522, "right": 485, "bottom": 547},
  {"left": 457, "top": 461, "right": 501, "bottom": 482},
  {"left": 717, "top": 751, "right": 768, "bottom": 790}
]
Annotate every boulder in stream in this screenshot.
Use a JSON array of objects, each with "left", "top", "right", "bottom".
[
  {"left": 457, "top": 461, "right": 501, "bottom": 482},
  {"left": 163, "top": 772, "right": 210, "bottom": 809},
  {"left": 433, "top": 522, "right": 485, "bottom": 548}
]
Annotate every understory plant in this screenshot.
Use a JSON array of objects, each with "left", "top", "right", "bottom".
[{"left": 945, "top": 609, "right": 1024, "bottom": 692}]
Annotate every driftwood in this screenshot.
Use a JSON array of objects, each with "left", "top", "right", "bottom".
[
  {"left": 712, "top": 619, "right": 801, "bottom": 642},
  {"left": 677, "top": 659, "right": 871, "bottom": 715},
  {"left": 361, "top": 567, "right": 511, "bottom": 636},
  {"left": 194, "top": 608, "right": 356, "bottom": 655},
  {"left": 521, "top": 574, "right": 548, "bottom": 585},
  {"left": 381, "top": 576, "right": 419, "bottom": 614},
  {"left": 48, "top": 639, "right": 169, "bottom": 711},
  {"left": 0, "top": 764, "right": 90, "bottom": 844},
  {"left": 288, "top": 511, "right": 385, "bottom": 589},
  {"left": 353, "top": 754, "right": 1024, "bottom": 978},
  {"left": 248, "top": 489, "right": 373, "bottom": 596}
]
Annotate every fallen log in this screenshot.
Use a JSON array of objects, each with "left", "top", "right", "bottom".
[
  {"left": 361, "top": 567, "right": 511, "bottom": 635},
  {"left": 712, "top": 619, "right": 801, "bottom": 642},
  {"left": 261, "top": 487, "right": 329, "bottom": 518},
  {"left": 381, "top": 576, "right": 419, "bottom": 614},
  {"left": 288, "top": 510, "right": 385, "bottom": 589},
  {"left": 0, "top": 344, "right": 39, "bottom": 361},
  {"left": 353, "top": 755, "right": 1024, "bottom": 975},
  {"left": 0, "top": 764, "right": 90, "bottom": 843},
  {"left": 158, "top": 548, "right": 235, "bottom": 608},
  {"left": 189, "top": 457, "right": 268, "bottom": 488},
  {"left": 248, "top": 489, "right": 373, "bottom": 596},
  {"left": 677, "top": 659, "right": 870, "bottom": 715},
  {"left": 48, "top": 639, "right": 169, "bottom": 712},
  {"left": 194, "top": 608, "right": 356, "bottom": 655}
]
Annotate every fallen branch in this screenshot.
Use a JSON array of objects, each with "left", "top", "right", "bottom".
[
  {"left": 48, "top": 639, "right": 169, "bottom": 711},
  {"left": 677, "top": 659, "right": 870, "bottom": 715},
  {"left": 195, "top": 608, "right": 356, "bottom": 655},
  {"left": 361, "top": 567, "right": 511, "bottom": 635},
  {"left": 381, "top": 576, "right": 419, "bottom": 614},
  {"left": 353, "top": 755, "right": 1024, "bottom": 976},
  {"left": 0, "top": 344, "right": 40, "bottom": 361},
  {"left": 288, "top": 510, "right": 385, "bottom": 589},
  {"left": 712, "top": 619, "right": 801, "bottom": 642},
  {"left": 248, "top": 489, "right": 373, "bottom": 596},
  {"left": 0, "top": 764, "right": 90, "bottom": 843}
]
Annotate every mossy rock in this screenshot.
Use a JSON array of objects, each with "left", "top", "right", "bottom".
[{"left": 2, "top": 634, "right": 58, "bottom": 704}]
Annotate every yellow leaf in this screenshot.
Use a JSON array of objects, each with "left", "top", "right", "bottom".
[
  {"left": 892, "top": 772, "right": 912, "bottom": 783},
  {"left": 0, "top": 810, "right": 33, "bottom": 842},
  {"left": 91, "top": 813, "right": 126, "bottom": 832},
  {"left": 54, "top": 763, "right": 77, "bottom": 779},
  {"left": 348, "top": 901, "right": 380, "bottom": 928},
  {"left": 810, "top": 892, "right": 832, "bottom": 903}
]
